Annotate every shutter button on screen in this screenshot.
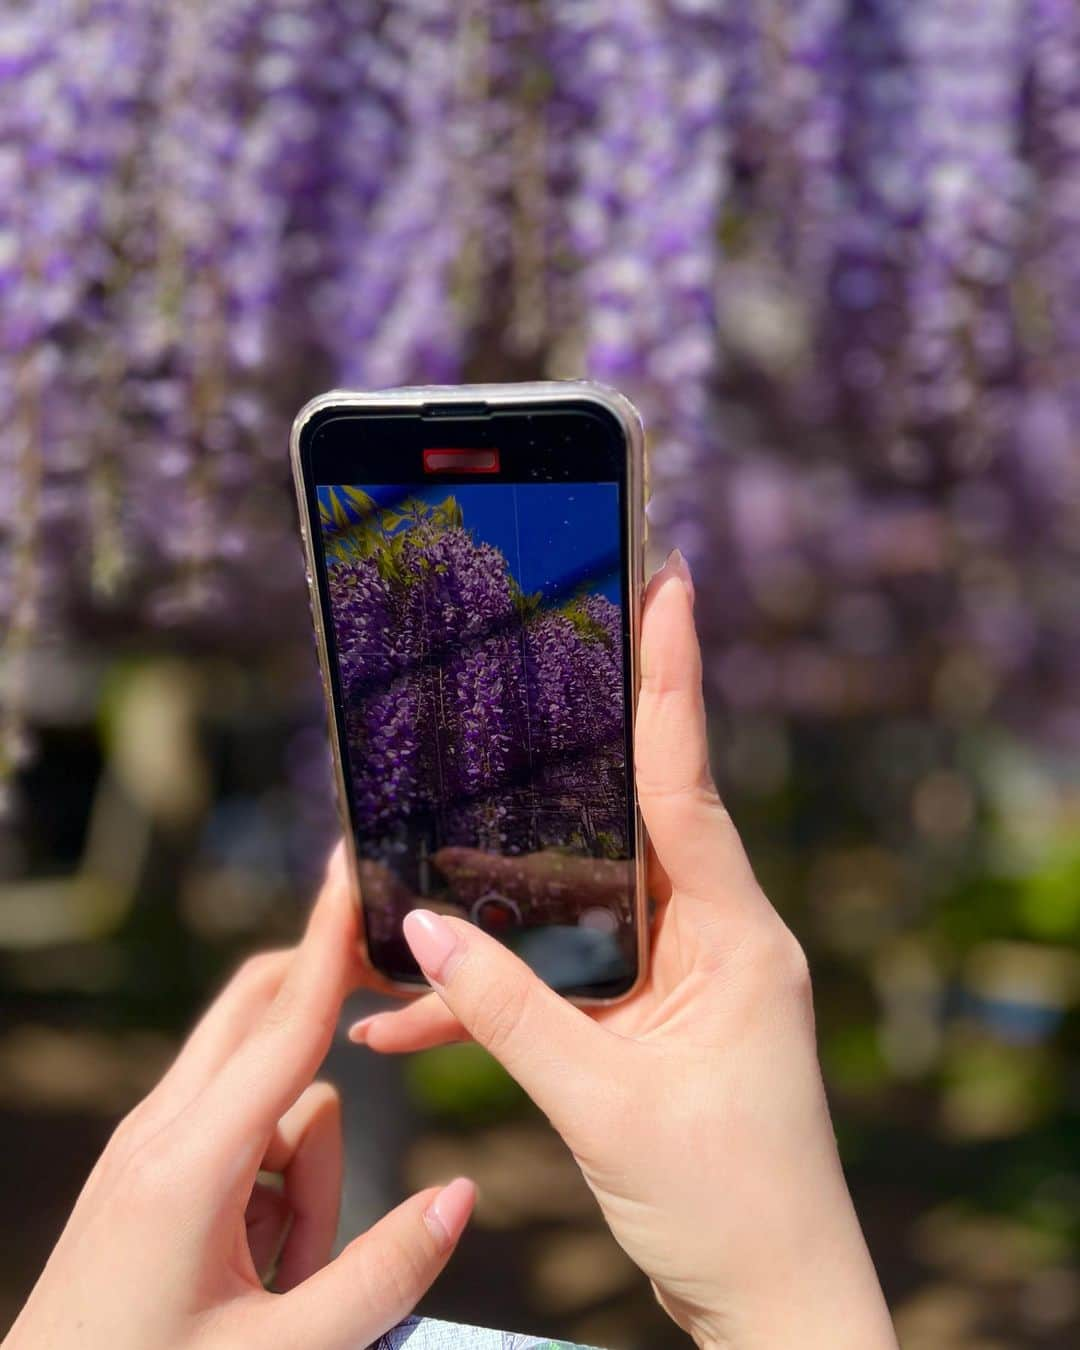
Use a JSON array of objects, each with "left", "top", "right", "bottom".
[{"left": 471, "top": 891, "right": 522, "bottom": 932}]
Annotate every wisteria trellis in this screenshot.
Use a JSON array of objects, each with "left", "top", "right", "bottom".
[{"left": 4, "top": 0, "right": 1080, "bottom": 784}]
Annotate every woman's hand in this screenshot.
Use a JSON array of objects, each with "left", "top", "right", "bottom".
[
  {"left": 4, "top": 852, "right": 475, "bottom": 1350},
  {"left": 349, "top": 551, "right": 898, "bottom": 1350}
]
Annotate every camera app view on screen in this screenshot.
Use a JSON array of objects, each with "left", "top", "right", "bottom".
[{"left": 317, "top": 480, "right": 634, "bottom": 990}]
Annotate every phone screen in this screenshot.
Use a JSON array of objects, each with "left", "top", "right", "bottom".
[{"left": 301, "top": 403, "right": 639, "bottom": 997}]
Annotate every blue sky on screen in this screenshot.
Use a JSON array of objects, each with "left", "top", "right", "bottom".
[{"left": 317, "top": 482, "right": 621, "bottom": 605}]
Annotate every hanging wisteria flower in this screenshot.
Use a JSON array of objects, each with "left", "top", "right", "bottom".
[
  {"left": 324, "top": 494, "right": 627, "bottom": 861},
  {"left": 4, "top": 0, "right": 1080, "bottom": 790}
]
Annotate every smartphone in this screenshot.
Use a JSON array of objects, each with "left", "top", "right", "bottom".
[{"left": 291, "top": 382, "right": 647, "bottom": 1003}]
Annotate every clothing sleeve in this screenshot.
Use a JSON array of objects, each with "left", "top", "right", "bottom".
[{"left": 367, "top": 1314, "right": 600, "bottom": 1349}]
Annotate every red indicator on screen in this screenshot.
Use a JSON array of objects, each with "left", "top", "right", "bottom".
[{"left": 423, "top": 448, "right": 500, "bottom": 474}]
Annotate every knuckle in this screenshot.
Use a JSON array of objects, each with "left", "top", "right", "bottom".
[
  {"left": 310, "top": 1077, "right": 342, "bottom": 1107},
  {"left": 743, "top": 922, "right": 813, "bottom": 1005},
  {"left": 120, "top": 1131, "right": 179, "bottom": 1204},
  {"left": 261, "top": 980, "right": 300, "bottom": 1032},
  {"left": 368, "top": 1230, "right": 433, "bottom": 1309},
  {"left": 102, "top": 1101, "right": 157, "bottom": 1174},
  {"left": 635, "top": 767, "right": 719, "bottom": 809},
  {"left": 306, "top": 1079, "right": 343, "bottom": 1122},
  {"left": 779, "top": 929, "right": 812, "bottom": 998},
  {"left": 391, "top": 1232, "right": 432, "bottom": 1299},
  {"left": 467, "top": 979, "right": 527, "bottom": 1059},
  {"left": 109, "top": 1105, "right": 144, "bottom": 1152},
  {"left": 236, "top": 949, "right": 288, "bottom": 992},
  {"left": 754, "top": 920, "right": 810, "bottom": 993},
  {"left": 260, "top": 980, "right": 336, "bottom": 1052}
]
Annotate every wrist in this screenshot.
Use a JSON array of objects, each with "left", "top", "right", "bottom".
[
  {"left": 677, "top": 1199, "right": 898, "bottom": 1350},
  {"left": 684, "top": 1275, "right": 897, "bottom": 1350},
  {"left": 688, "top": 1297, "right": 897, "bottom": 1350}
]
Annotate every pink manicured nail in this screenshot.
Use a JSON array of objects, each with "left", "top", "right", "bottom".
[
  {"left": 326, "top": 838, "right": 347, "bottom": 879},
  {"left": 347, "top": 1014, "right": 381, "bottom": 1044},
  {"left": 403, "top": 909, "right": 462, "bottom": 983},
  {"left": 424, "top": 1177, "right": 476, "bottom": 1249},
  {"left": 666, "top": 547, "right": 695, "bottom": 604}
]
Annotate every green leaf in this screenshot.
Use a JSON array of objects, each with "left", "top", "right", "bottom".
[
  {"left": 343, "top": 486, "right": 378, "bottom": 515},
  {"left": 432, "top": 495, "right": 463, "bottom": 530},
  {"left": 508, "top": 575, "right": 544, "bottom": 619}
]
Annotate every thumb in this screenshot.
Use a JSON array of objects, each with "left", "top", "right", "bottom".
[
  {"left": 268, "top": 1179, "right": 475, "bottom": 1350},
  {"left": 635, "top": 551, "right": 764, "bottom": 920},
  {"left": 401, "top": 909, "right": 626, "bottom": 1131}
]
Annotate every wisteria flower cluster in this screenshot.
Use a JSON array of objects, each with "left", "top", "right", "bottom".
[
  {"left": 4, "top": 0, "right": 1080, "bottom": 779},
  {"left": 325, "top": 494, "right": 626, "bottom": 863}
]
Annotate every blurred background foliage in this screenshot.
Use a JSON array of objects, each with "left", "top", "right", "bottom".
[{"left": 2, "top": 1, "right": 1079, "bottom": 1346}]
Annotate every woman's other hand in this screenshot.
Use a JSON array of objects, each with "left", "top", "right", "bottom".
[{"left": 4, "top": 850, "right": 475, "bottom": 1350}]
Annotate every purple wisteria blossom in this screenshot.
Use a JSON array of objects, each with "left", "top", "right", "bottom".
[
  {"left": 4, "top": 0, "right": 1080, "bottom": 784},
  {"left": 325, "top": 498, "right": 626, "bottom": 864},
  {"left": 548, "top": 0, "right": 729, "bottom": 551}
]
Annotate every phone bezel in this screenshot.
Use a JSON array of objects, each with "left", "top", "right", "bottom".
[{"left": 291, "top": 382, "right": 648, "bottom": 1006}]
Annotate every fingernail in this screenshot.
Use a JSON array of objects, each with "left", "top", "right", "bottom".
[
  {"left": 326, "top": 839, "right": 347, "bottom": 881},
  {"left": 347, "top": 1014, "right": 381, "bottom": 1044},
  {"left": 403, "top": 909, "right": 463, "bottom": 983},
  {"left": 424, "top": 1177, "right": 476, "bottom": 1250},
  {"left": 666, "top": 547, "right": 695, "bottom": 604}
]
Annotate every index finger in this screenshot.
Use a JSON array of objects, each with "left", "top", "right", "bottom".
[{"left": 190, "top": 845, "right": 362, "bottom": 1166}]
